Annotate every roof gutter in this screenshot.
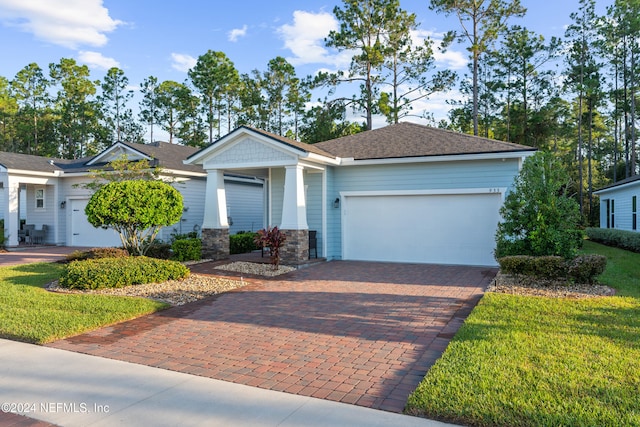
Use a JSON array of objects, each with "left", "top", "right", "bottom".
[
  {"left": 5, "top": 168, "right": 61, "bottom": 177},
  {"left": 337, "top": 150, "right": 536, "bottom": 166}
]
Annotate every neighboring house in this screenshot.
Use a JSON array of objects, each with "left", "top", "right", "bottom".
[
  {"left": 594, "top": 175, "right": 640, "bottom": 232},
  {"left": 1, "top": 141, "right": 265, "bottom": 248},
  {"left": 185, "top": 123, "right": 537, "bottom": 267}
]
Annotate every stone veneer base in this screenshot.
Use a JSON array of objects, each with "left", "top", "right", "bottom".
[
  {"left": 279, "top": 229, "right": 309, "bottom": 264},
  {"left": 201, "top": 228, "right": 230, "bottom": 260}
]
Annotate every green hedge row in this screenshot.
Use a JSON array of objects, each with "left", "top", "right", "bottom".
[
  {"left": 59, "top": 256, "right": 189, "bottom": 290},
  {"left": 498, "top": 254, "right": 607, "bottom": 284},
  {"left": 230, "top": 232, "right": 259, "bottom": 254},
  {"left": 171, "top": 238, "right": 202, "bottom": 261},
  {"left": 66, "top": 247, "right": 130, "bottom": 262},
  {"left": 586, "top": 227, "right": 640, "bottom": 253}
]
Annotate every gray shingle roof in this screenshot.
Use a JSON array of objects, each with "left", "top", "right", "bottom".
[
  {"left": 118, "top": 141, "right": 204, "bottom": 173},
  {"left": 0, "top": 142, "right": 205, "bottom": 175},
  {"left": 314, "top": 122, "right": 535, "bottom": 160},
  {"left": 594, "top": 174, "right": 640, "bottom": 193},
  {"left": 0, "top": 151, "right": 70, "bottom": 172}
]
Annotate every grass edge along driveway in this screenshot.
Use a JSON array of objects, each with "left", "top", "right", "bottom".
[
  {"left": 406, "top": 240, "right": 640, "bottom": 427},
  {"left": 0, "top": 262, "right": 167, "bottom": 344}
]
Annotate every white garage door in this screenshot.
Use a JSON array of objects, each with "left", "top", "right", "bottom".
[
  {"left": 342, "top": 192, "right": 502, "bottom": 266},
  {"left": 69, "top": 199, "right": 122, "bottom": 247}
]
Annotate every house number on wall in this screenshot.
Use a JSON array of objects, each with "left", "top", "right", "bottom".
[{"left": 488, "top": 188, "right": 501, "bottom": 193}]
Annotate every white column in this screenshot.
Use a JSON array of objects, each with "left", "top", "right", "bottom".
[
  {"left": 280, "top": 165, "right": 308, "bottom": 230},
  {"left": 202, "top": 169, "right": 229, "bottom": 229},
  {"left": 3, "top": 178, "right": 20, "bottom": 246}
]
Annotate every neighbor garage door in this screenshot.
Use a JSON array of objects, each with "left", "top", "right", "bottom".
[
  {"left": 69, "top": 198, "right": 122, "bottom": 247},
  {"left": 342, "top": 191, "right": 502, "bottom": 266}
]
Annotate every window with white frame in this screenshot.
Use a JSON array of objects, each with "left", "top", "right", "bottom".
[{"left": 35, "top": 188, "right": 45, "bottom": 209}]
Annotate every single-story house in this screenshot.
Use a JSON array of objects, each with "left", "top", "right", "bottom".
[
  {"left": 594, "top": 175, "right": 640, "bottom": 231},
  {"left": 185, "top": 122, "right": 537, "bottom": 266},
  {"left": 1, "top": 141, "right": 265, "bottom": 248}
]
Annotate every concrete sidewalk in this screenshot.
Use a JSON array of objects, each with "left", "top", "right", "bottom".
[{"left": 0, "top": 339, "right": 455, "bottom": 427}]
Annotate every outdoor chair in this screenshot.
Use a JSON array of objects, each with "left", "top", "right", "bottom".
[
  {"left": 309, "top": 230, "right": 317, "bottom": 259},
  {"left": 30, "top": 225, "right": 47, "bottom": 245},
  {"left": 19, "top": 224, "right": 35, "bottom": 244}
]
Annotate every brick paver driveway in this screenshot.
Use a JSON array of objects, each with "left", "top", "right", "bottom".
[{"left": 48, "top": 261, "right": 496, "bottom": 413}]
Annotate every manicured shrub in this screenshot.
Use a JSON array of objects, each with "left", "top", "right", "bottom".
[
  {"left": 171, "top": 238, "right": 202, "bottom": 261},
  {"left": 59, "top": 256, "right": 189, "bottom": 290},
  {"left": 230, "top": 232, "right": 259, "bottom": 254},
  {"left": 586, "top": 227, "right": 640, "bottom": 253},
  {"left": 85, "top": 180, "right": 183, "bottom": 256},
  {"left": 531, "top": 256, "right": 567, "bottom": 279},
  {"left": 498, "top": 255, "right": 566, "bottom": 279},
  {"left": 145, "top": 241, "right": 172, "bottom": 259},
  {"left": 497, "top": 255, "right": 535, "bottom": 276},
  {"left": 567, "top": 254, "right": 608, "bottom": 284},
  {"left": 497, "top": 254, "right": 607, "bottom": 284},
  {"left": 65, "top": 247, "right": 129, "bottom": 262}
]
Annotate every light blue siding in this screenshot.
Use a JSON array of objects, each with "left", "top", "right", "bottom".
[
  {"left": 269, "top": 168, "right": 285, "bottom": 227},
  {"left": 305, "top": 171, "right": 323, "bottom": 256},
  {"left": 226, "top": 180, "right": 265, "bottom": 234},
  {"left": 597, "top": 181, "right": 640, "bottom": 232}
]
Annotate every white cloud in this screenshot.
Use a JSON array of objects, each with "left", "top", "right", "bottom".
[
  {"left": 410, "top": 29, "right": 468, "bottom": 71},
  {"left": 228, "top": 24, "right": 247, "bottom": 42},
  {"left": 0, "top": 0, "right": 122, "bottom": 49},
  {"left": 171, "top": 53, "right": 197, "bottom": 72},
  {"left": 278, "top": 10, "right": 351, "bottom": 68},
  {"left": 77, "top": 51, "right": 119, "bottom": 70}
]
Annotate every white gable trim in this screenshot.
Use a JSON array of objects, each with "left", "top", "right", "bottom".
[
  {"left": 594, "top": 179, "right": 640, "bottom": 196},
  {"left": 202, "top": 135, "right": 298, "bottom": 170},
  {"left": 87, "top": 142, "right": 152, "bottom": 166},
  {"left": 185, "top": 127, "right": 338, "bottom": 167}
]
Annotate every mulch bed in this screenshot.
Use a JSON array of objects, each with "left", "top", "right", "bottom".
[{"left": 488, "top": 272, "right": 616, "bottom": 298}]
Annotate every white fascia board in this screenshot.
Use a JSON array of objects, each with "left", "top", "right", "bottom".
[
  {"left": 340, "top": 188, "right": 507, "bottom": 198},
  {"left": 204, "top": 159, "right": 299, "bottom": 170},
  {"left": 594, "top": 179, "right": 640, "bottom": 195},
  {"left": 305, "top": 152, "right": 340, "bottom": 165},
  {"left": 160, "top": 168, "right": 207, "bottom": 178},
  {"left": 224, "top": 175, "right": 265, "bottom": 185},
  {"left": 337, "top": 150, "right": 535, "bottom": 166},
  {"left": 5, "top": 168, "right": 59, "bottom": 178}
]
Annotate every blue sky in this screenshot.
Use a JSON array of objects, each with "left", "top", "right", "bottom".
[{"left": 0, "top": 0, "right": 611, "bottom": 133}]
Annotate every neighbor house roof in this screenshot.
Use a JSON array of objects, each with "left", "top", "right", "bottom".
[
  {"left": 314, "top": 122, "right": 535, "bottom": 160},
  {"left": 0, "top": 151, "right": 70, "bottom": 172},
  {"left": 0, "top": 141, "right": 205, "bottom": 175},
  {"left": 594, "top": 174, "right": 640, "bottom": 194},
  {"left": 114, "top": 141, "right": 204, "bottom": 174}
]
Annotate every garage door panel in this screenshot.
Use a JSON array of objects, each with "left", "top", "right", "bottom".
[
  {"left": 70, "top": 199, "right": 122, "bottom": 247},
  {"left": 343, "top": 193, "right": 501, "bottom": 266}
]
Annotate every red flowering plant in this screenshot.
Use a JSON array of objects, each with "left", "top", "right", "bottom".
[{"left": 254, "top": 226, "right": 287, "bottom": 270}]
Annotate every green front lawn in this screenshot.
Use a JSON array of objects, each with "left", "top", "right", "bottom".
[
  {"left": 0, "top": 263, "right": 167, "bottom": 344},
  {"left": 406, "top": 240, "right": 640, "bottom": 426}
]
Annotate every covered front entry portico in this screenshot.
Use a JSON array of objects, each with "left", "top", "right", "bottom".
[{"left": 185, "top": 127, "right": 337, "bottom": 264}]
